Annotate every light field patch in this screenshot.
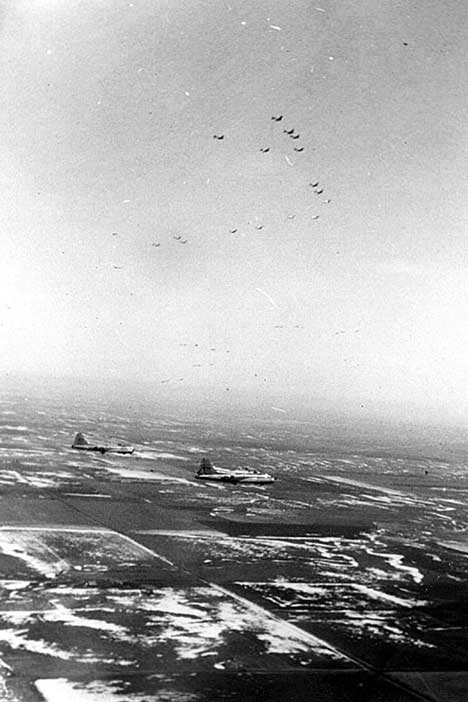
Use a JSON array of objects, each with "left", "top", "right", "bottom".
[
  {"left": 102, "top": 465, "right": 196, "bottom": 484},
  {"left": 0, "top": 468, "right": 76, "bottom": 489},
  {"left": 0, "top": 527, "right": 171, "bottom": 577},
  {"left": 36, "top": 678, "right": 198, "bottom": 701},
  {"left": 437, "top": 540, "right": 468, "bottom": 556}
]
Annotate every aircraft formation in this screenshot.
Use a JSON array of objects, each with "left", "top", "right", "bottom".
[
  {"left": 110, "top": 112, "right": 332, "bottom": 258},
  {"left": 210, "top": 114, "right": 332, "bottom": 236},
  {"left": 71, "top": 436, "right": 275, "bottom": 486},
  {"left": 107, "top": 111, "right": 334, "bottom": 386}
]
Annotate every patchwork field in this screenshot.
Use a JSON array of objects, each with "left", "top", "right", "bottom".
[{"left": 0, "top": 393, "right": 468, "bottom": 700}]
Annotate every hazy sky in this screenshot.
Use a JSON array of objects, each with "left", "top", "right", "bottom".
[{"left": 2, "top": 0, "right": 468, "bottom": 421}]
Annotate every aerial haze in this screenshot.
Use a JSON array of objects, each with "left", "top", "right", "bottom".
[{"left": 2, "top": 0, "right": 468, "bottom": 423}]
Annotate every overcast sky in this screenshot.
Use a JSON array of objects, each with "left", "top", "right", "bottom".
[{"left": 2, "top": 0, "right": 468, "bottom": 422}]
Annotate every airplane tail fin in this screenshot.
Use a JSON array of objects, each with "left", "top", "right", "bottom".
[
  {"left": 198, "top": 458, "right": 215, "bottom": 475},
  {"left": 73, "top": 432, "right": 89, "bottom": 447}
]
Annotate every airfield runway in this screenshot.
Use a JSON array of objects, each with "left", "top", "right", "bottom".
[{"left": 1, "top": 394, "right": 468, "bottom": 700}]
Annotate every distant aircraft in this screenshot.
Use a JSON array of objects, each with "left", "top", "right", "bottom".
[
  {"left": 294, "top": 147, "right": 304, "bottom": 152},
  {"left": 213, "top": 134, "right": 224, "bottom": 140},
  {"left": 283, "top": 128, "right": 294, "bottom": 135},
  {"left": 72, "top": 432, "right": 134, "bottom": 455},
  {"left": 260, "top": 147, "right": 270, "bottom": 153},
  {"left": 196, "top": 458, "right": 275, "bottom": 485},
  {"left": 271, "top": 115, "right": 283, "bottom": 121}
]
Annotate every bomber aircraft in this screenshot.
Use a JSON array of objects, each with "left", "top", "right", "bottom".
[
  {"left": 196, "top": 458, "right": 275, "bottom": 485},
  {"left": 72, "top": 432, "right": 135, "bottom": 455}
]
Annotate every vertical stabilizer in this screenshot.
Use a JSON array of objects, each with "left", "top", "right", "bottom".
[
  {"left": 198, "top": 458, "right": 215, "bottom": 475},
  {"left": 73, "top": 432, "right": 89, "bottom": 447}
]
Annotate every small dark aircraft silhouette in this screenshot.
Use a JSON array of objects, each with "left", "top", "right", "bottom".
[
  {"left": 310, "top": 181, "right": 319, "bottom": 188},
  {"left": 152, "top": 243, "right": 161, "bottom": 247},
  {"left": 271, "top": 115, "right": 283, "bottom": 121},
  {"left": 230, "top": 229, "right": 238, "bottom": 233},
  {"left": 283, "top": 128, "right": 294, "bottom": 135},
  {"left": 213, "top": 134, "right": 224, "bottom": 140},
  {"left": 316, "top": 188, "right": 323, "bottom": 194},
  {"left": 294, "top": 147, "right": 304, "bottom": 152},
  {"left": 260, "top": 147, "right": 270, "bottom": 153},
  {"left": 291, "top": 134, "right": 300, "bottom": 139}
]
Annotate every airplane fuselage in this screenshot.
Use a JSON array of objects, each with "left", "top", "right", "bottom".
[
  {"left": 72, "top": 444, "right": 134, "bottom": 455},
  {"left": 196, "top": 469, "right": 275, "bottom": 485}
]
